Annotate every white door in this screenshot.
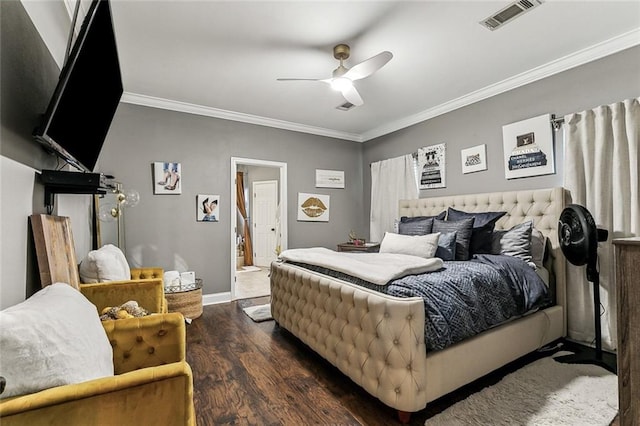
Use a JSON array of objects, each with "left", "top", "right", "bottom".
[{"left": 252, "top": 180, "right": 278, "bottom": 267}]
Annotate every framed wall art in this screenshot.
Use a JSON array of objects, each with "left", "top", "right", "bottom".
[
  {"left": 315, "top": 169, "right": 345, "bottom": 189},
  {"left": 418, "top": 143, "right": 446, "bottom": 189},
  {"left": 502, "top": 114, "right": 555, "bottom": 179},
  {"left": 297, "top": 193, "right": 330, "bottom": 222},
  {"left": 197, "top": 194, "right": 219, "bottom": 222},
  {"left": 461, "top": 144, "right": 487, "bottom": 174},
  {"left": 154, "top": 162, "right": 182, "bottom": 194}
]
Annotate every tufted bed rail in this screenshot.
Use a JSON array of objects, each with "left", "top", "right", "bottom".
[{"left": 270, "top": 187, "right": 567, "bottom": 415}]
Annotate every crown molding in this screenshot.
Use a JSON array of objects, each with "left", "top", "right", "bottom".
[
  {"left": 360, "top": 28, "right": 640, "bottom": 141},
  {"left": 121, "top": 28, "right": 639, "bottom": 144},
  {"left": 120, "top": 93, "right": 363, "bottom": 142}
]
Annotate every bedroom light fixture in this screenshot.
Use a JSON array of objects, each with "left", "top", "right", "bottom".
[
  {"left": 330, "top": 77, "right": 353, "bottom": 92},
  {"left": 277, "top": 44, "right": 392, "bottom": 107},
  {"left": 98, "top": 183, "right": 139, "bottom": 222}
]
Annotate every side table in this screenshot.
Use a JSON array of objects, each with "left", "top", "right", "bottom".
[
  {"left": 337, "top": 242, "right": 380, "bottom": 253},
  {"left": 165, "top": 278, "right": 203, "bottom": 319}
]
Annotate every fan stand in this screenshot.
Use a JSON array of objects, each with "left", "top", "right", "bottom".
[{"left": 555, "top": 265, "right": 617, "bottom": 374}]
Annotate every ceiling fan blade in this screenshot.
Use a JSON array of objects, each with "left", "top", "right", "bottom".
[
  {"left": 341, "top": 85, "right": 363, "bottom": 106},
  {"left": 343, "top": 51, "right": 393, "bottom": 81}
]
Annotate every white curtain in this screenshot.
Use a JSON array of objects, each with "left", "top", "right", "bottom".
[
  {"left": 370, "top": 154, "right": 419, "bottom": 243},
  {"left": 564, "top": 97, "right": 640, "bottom": 350}
]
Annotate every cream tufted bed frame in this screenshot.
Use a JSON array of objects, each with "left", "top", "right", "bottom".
[{"left": 270, "top": 187, "right": 567, "bottom": 415}]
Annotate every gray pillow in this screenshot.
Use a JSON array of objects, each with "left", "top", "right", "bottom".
[
  {"left": 530, "top": 227, "right": 547, "bottom": 269},
  {"left": 398, "top": 217, "right": 434, "bottom": 236},
  {"left": 447, "top": 208, "right": 507, "bottom": 254},
  {"left": 435, "top": 231, "right": 457, "bottom": 261},
  {"left": 398, "top": 211, "right": 446, "bottom": 236},
  {"left": 491, "top": 221, "right": 534, "bottom": 265},
  {"left": 433, "top": 218, "right": 474, "bottom": 260}
]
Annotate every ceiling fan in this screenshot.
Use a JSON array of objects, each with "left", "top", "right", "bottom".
[{"left": 277, "top": 44, "right": 393, "bottom": 107}]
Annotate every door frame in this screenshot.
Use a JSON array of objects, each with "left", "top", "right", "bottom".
[{"left": 230, "top": 157, "right": 287, "bottom": 300}]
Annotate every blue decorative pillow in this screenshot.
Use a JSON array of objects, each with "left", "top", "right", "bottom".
[
  {"left": 398, "top": 217, "right": 434, "bottom": 236},
  {"left": 447, "top": 208, "right": 507, "bottom": 254},
  {"left": 433, "top": 218, "right": 474, "bottom": 260},
  {"left": 435, "top": 231, "right": 457, "bottom": 261},
  {"left": 398, "top": 211, "right": 445, "bottom": 236}
]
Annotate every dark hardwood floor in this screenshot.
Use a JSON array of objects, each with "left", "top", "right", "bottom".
[{"left": 186, "top": 298, "right": 618, "bottom": 425}]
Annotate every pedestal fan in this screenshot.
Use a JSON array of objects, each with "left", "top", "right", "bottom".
[{"left": 555, "top": 204, "right": 617, "bottom": 373}]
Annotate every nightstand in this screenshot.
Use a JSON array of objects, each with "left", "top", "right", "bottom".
[{"left": 337, "top": 242, "right": 380, "bottom": 253}]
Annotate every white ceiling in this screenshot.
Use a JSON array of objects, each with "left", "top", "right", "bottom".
[{"left": 30, "top": 1, "right": 640, "bottom": 142}]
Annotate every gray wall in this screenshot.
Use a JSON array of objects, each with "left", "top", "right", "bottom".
[
  {"left": 362, "top": 46, "right": 640, "bottom": 233},
  {"left": 1, "top": 0, "right": 63, "bottom": 304},
  {"left": 1, "top": 0, "right": 59, "bottom": 171},
  {"left": 97, "top": 104, "right": 364, "bottom": 295}
]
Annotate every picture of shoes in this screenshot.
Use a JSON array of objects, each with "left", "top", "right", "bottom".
[
  {"left": 165, "top": 174, "right": 180, "bottom": 191},
  {"left": 197, "top": 194, "right": 219, "bottom": 222},
  {"left": 153, "top": 162, "right": 182, "bottom": 194}
]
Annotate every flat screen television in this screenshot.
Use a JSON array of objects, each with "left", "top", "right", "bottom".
[{"left": 33, "top": 0, "right": 123, "bottom": 172}]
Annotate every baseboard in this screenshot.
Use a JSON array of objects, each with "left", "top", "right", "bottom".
[{"left": 202, "top": 292, "right": 232, "bottom": 306}]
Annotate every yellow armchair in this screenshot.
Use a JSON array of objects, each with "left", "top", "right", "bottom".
[
  {"left": 79, "top": 268, "right": 167, "bottom": 314},
  {"left": 0, "top": 313, "right": 195, "bottom": 426},
  {"left": 29, "top": 214, "right": 168, "bottom": 314}
]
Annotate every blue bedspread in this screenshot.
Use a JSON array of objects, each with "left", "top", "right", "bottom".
[{"left": 287, "top": 254, "right": 550, "bottom": 351}]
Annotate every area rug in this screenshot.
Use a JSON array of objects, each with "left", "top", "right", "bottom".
[
  {"left": 237, "top": 266, "right": 261, "bottom": 273},
  {"left": 242, "top": 304, "right": 273, "bottom": 322},
  {"left": 426, "top": 352, "right": 618, "bottom": 426}
]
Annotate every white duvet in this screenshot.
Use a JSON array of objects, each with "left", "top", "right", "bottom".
[{"left": 279, "top": 247, "right": 443, "bottom": 285}]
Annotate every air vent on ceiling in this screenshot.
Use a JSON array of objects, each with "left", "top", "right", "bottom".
[
  {"left": 481, "top": 0, "right": 543, "bottom": 31},
  {"left": 336, "top": 101, "right": 356, "bottom": 111}
]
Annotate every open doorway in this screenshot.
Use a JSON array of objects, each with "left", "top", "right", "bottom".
[{"left": 230, "top": 157, "right": 287, "bottom": 300}]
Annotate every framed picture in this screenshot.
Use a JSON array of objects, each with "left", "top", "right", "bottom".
[
  {"left": 461, "top": 144, "right": 487, "bottom": 174},
  {"left": 154, "top": 162, "right": 182, "bottom": 194},
  {"left": 197, "top": 194, "right": 219, "bottom": 222},
  {"left": 297, "top": 193, "right": 330, "bottom": 222},
  {"left": 418, "top": 143, "right": 446, "bottom": 189},
  {"left": 502, "top": 114, "right": 555, "bottom": 179},
  {"left": 315, "top": 169, "right": 345, "bottom": 189}
]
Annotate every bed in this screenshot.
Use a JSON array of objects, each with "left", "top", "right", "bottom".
[{"left": 270, "top": 187, "right": 567, "bottom": 418}]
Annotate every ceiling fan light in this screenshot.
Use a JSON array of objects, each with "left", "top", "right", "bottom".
[{"left": 330, "top": 77, "right": 352, "bottom": 92}]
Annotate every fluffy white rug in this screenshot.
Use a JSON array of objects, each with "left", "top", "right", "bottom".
[
  {"left": 237, "top": 266, "right": 262, "bottom": 273},
  {"left": 242, "top": 304, "right": 273, "bottom": 322},
  {"left": 426, "top": 352, "right": 618, "bottom": 426}
]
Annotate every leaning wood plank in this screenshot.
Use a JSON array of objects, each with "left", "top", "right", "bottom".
[{"left": 30, "top": 214, "right": 80, "bottom": 289}]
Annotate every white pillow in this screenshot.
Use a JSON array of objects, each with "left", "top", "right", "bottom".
[
  {"left": 79, "top": 244, "right": 131, "bottom": 283},
  {"left": 379, "top": 232, "right": 440, "bottom": 258},
  {"left": 0, "top": 283, "right": 114, "bottom": 398}
]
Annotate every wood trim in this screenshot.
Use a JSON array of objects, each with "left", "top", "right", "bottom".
[
  {"left": 29, "top": 214, "right": 80, "bottom": 289},
  {"left": 614, "top": 237, "right": 640, "bottom": 425}
]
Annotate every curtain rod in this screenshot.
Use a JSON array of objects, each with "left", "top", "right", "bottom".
[{"left": 551, "top": 114, "right": 565, "bottom": 130}]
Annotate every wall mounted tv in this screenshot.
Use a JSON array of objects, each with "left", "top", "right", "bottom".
[{"left": 33, "top": 0, "right": 123, "bottom": 172}]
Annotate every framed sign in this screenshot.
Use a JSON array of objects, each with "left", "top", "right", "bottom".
[
  {"left": 297, "top": 193, "right": 330, "bottom": 222},
  {"left": 315, "top": 169, "right": 345, "bottom": 188},
  {"left": 461, "top": 144, "right": 487, "bottom": 174},
  {"left": 418, "top": 143, "right": 446, "bottom": 189},
  {"left": 502, "top": 114, "right": 555, "bottom": 179}
]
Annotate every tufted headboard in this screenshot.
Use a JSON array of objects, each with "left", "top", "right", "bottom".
[{"left": 399, "top": 187, "right": 567, "bottom": 328}]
